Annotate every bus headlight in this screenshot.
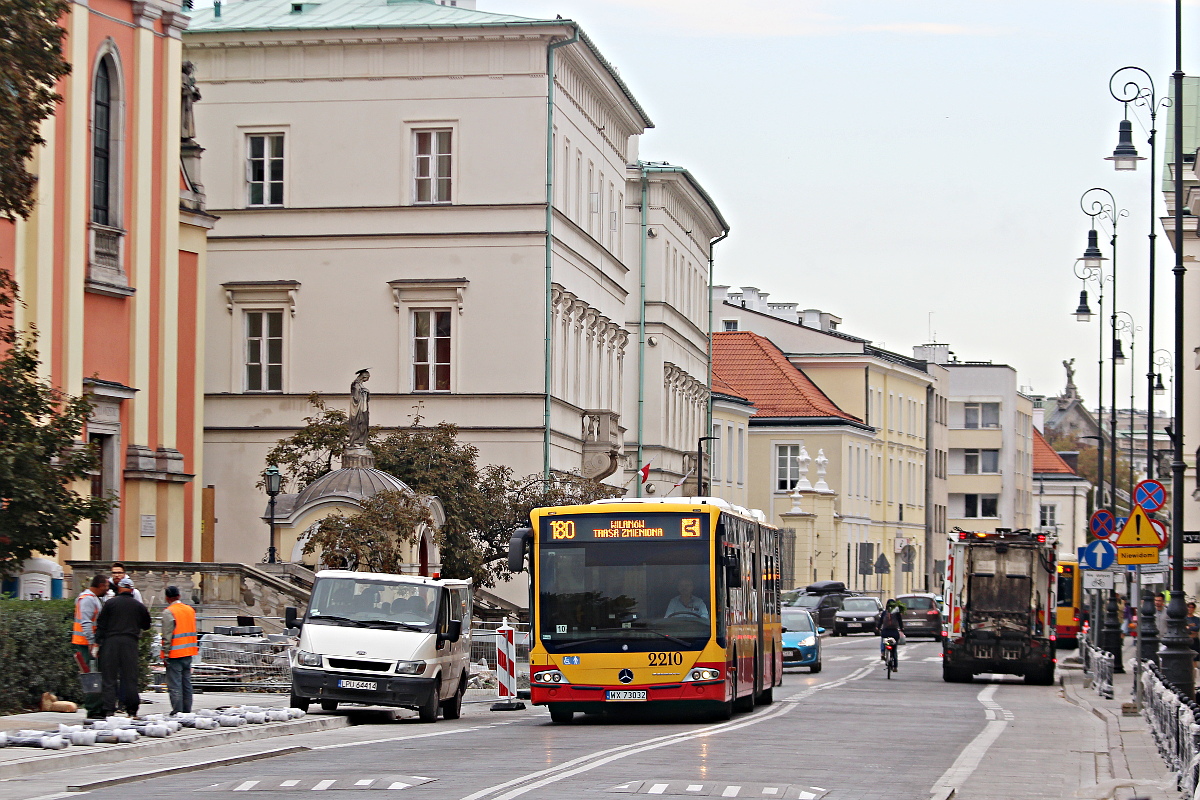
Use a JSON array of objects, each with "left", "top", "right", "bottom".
[
  {"left": 296, "top": 650, "right": 322, "bottom": 667},
  {"left": 396, "top": 660, "right": 426, "bottom": 675},
  {"left": 533, "top": 669, "right": 569, "bottom": 684},
  {"left": 685, "top": 668, "right": 721, "bottom": 682}
]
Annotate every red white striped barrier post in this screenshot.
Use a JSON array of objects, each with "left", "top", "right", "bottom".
[{"left": 491, "top": 619, "right": 525, "bottom": 711}]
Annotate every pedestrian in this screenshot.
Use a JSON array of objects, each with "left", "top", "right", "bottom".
[
  {"left": 105, "top": 562, "right": 143, "bottom": 604},
  {"left": 71, "top": 575, "right": 109, "bottom": 719},
  {"left": 95, "top": 577, "right": 151, "bottom": 717},
  {"left": 1155, "top": 591, "right": 1168, "bottom": 635},
  {"left": 161, "top": 586, "right": 197, "bottom": 714}
]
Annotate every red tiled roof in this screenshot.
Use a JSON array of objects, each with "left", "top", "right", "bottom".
[
  {"left": 712, "top": 331, "right": 860, "bottom": 422},
  {"left": 1033, "top": 428, "right": 1076, "bottom": 474},
  {"left": 711, "top": 371, "right": 749, "bottom": 402}
]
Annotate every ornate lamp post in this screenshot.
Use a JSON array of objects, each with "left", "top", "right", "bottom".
[{"left": 264, "top": 464, "right": 282, "bottom": 564}]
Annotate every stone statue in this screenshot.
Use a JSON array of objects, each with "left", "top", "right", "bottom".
[
  {"left": 1062, "top": 358, "right": 1077, "bottom": 398},
  {"left": 181, "top": 61, "right": 201, "bottom": 142},
  {"left": 347, "top": 369, "right": 370, "bottom": 450},
  {"left": 815, "top": 449, "right": 830, "bottom": 492},
  {"left": 795, "top": 446, "right": 813, "bottom": 491}
]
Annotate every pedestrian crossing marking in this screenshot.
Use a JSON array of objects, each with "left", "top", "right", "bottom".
[
  {"left": 201, "top": 775, "right": 436, "bottom": 792},
  {"left": 606, "top": 781, "right": 827, "bottom": 798}
]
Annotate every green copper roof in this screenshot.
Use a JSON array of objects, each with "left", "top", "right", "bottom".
[
  {"left": 1163, "top": 76, "right": 1199, "bottom": 191},
  {"left": 188, "top": 0, "right": 537, "bottom": 32}
]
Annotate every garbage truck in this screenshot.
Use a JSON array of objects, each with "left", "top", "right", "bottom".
[{"left": 942, "top": 528, "right": 1057, "bottom": 684}]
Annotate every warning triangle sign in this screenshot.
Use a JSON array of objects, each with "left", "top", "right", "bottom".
[{"left": 1115, "top": 505, "right": 1164, "bottom": 547}]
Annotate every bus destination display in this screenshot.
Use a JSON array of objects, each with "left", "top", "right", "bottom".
[{"left": 542, "top": 514, "right": 707, "bottom": 542}]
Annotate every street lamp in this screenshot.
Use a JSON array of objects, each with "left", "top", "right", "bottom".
[
  {"left": 1074, "top": 290, "right": 1094, "bottom": 322},
  {"left": 264, "top": 464, "right": 282, "bottom": 564},
  {"left": 696, "top": 436, "right": 717, "bottom": 497},
  {"left": 1115, "top": 312, "right": 1142, "bottom": 489},
  {"left": 1073, "top": 257, "right": 1109, "bottom": 518}
]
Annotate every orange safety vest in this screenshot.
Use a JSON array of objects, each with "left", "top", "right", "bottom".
[
  {"left": 167, "top": 601, "right": 199, "bottom": 658},
  {"left": 72, "top": 590, "right": 100, "bottom": 646}
]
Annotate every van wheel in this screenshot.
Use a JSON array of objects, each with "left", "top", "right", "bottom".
[
  {"left": 441, "top": 677, "right": 465, "bottom": 720},
  {"left": 320, "top": 700, "right": 338, "bottom": 712},
  {"left": 289, "top": 694, "right": 310, "bottom": 712},
  {"left": 549, "top": 708, "right": 573, "bottom": 724},
  {"left": 417, "top": 683, "right": 440, "bottom": 723}
]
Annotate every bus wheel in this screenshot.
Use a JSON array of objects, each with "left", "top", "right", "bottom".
[
  {"left": 756, "top": 687, "right": 774, "bottom": 705},
  {"left": 710, "top": 700, "right": 733, "bottom": 721},
  {"left": 549, "top": 708, "right": 574, "bottom": 724}
]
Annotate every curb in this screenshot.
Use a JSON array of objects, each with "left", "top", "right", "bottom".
[
  {"left": 65, "top": 746, "right": 309, "bottom": 792},
  {"left": 0, "top": 715, "right": 348, "bottom": 780}
]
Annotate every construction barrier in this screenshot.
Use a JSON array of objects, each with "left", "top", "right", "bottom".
[{"left": 489, "top": 620, "right": 525, "bottom": 711}]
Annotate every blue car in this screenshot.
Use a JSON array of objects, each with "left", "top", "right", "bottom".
[{"left": 781, "top": 608, "right": 823, "bottom": 673}]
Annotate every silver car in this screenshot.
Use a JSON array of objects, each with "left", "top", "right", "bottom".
[{"left": 833, "top": 596, "right": 883, "bottom": 636}]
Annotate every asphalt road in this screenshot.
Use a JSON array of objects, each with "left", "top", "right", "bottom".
[{"left": 10, "top": 635, "right": 1094, "bottom": 800}]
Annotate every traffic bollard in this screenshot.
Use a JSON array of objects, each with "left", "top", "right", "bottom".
[{"left": 491, "top": 620, "right": 525, "bottom": 711}]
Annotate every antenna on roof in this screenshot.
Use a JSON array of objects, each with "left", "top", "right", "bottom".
[{"left": 928, "top": 311, "right": 935, "bottom": 343}]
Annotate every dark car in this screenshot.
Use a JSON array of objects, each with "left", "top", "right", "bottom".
[
  {"left": 895, "top": 593, "right": 943, "bottom": 640},
  {"left": 782, "top": 585, "right": 856, "bottom": 630},
  {"left": 833, "top": 596, "right": 883, "bottom": 636}
]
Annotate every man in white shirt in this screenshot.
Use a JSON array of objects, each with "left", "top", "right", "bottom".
[
  {"left": 106, "top": 562, "right": 144, "bottom": 604},
  {"left": 665, "top": 578, "right": 708, "bottom": 620}
]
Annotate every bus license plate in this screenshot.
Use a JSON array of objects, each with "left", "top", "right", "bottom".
[
  {"left": 605, "top": 690, "right": 646, "bottom": 702},
  {"left": 337, "top": 680, "right": 377, "bottom": 691}
]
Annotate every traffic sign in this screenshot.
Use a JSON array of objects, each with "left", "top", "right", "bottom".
[
  {"left": 1134, "top": 479, "right": 1167, "bottom": 513},
  {"left": 1115, "top": 506, "right": 1165, "bottom": 548},
  {"left": 1118, "top": 546, "right": 1160, "bottom": 565},
  {"left": 1083, "top": 571, "right": 1115, "bottom": 590},
  {"left": 1079, "top": 540, "right": 1117, "bottom": 570},
  {"left": 1089, "top": 509, "right": 1116, "bottom": 541},
  {"left": 1150, "top": 519, "right": 1168, "bottom": 547}
]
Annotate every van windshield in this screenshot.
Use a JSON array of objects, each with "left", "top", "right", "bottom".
[{"left": 308, "top": 578, "right": 438, "bottom": 630}]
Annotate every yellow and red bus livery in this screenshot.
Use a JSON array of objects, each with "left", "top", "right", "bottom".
[{"left": 508, "top": 498, "right": 781, "bottom": 723}]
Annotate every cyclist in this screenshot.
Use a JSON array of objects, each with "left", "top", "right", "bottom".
[{"left": 878, "top": 599, "right": 905, "bottom": 670}]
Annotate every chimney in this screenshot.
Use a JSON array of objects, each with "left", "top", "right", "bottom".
[
  {"left": 1058, "top": 451, "right": 1080, "bottom": 473},
  {"left": 913, "top": 343, "right": 951, "bottom": 365}
]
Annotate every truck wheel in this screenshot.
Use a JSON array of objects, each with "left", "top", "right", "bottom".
[
  {"left": 289, "top": 694, "right": 310, "bottom": 712},
  {"left": 441, "top": 677, "right": 465, "bottom": 720},
  {"left": 942, "top": 665, "right": 970, "bottom": 683},
  {"left": 320, "top": 700, "right": 338, "bottom": 712},
  {"left": 1025, "top": 666, "right": 1055, "bottom": 686},
  {"left": 417, "top": 683, "right": 440, "bottom": 723},
  {"left": 549, "top": 707, "right": 574, "bottom": 724}
]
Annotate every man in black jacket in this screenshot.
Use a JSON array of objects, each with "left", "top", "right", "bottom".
[{"left": 96, "top": 577, "right": 151, "bottom": 716}]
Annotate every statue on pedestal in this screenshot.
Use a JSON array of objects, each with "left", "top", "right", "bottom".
[{"left": 342, "top": 369, "right": 374, "bottom": 469}]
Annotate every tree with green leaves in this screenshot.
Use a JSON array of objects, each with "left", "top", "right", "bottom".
[
  {"left": 0, "top": 0, "right": 72, "bottom": 219},
  {"left": 0, "top": 273, "right": 111, "bottom": 574},
  {"left": 302, "top": 490, "right": 433, "bottom": 575},
  {"left": 266, "top": 398, "right": 623, "bottom": 586}
]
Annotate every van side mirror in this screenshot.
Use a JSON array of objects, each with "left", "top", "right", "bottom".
[
  {"left": 440, "top": 618, "right": 462, "bottom": 644},
  {"left": 508, "top": 528, "right": 533, "bottom": 573},
  {"left": 285, "top": 606, "right": 300, "bottom": 631}
]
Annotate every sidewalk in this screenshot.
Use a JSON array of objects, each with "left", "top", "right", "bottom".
[{"left": 1059, "top": 643, "right": 1179, "bottom": 800}]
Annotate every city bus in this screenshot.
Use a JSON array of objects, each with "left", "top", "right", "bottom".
[
  {"left": 508, "top": 498, "right": 782, "bottom": 723},
  {"left": 1055, "top": 556, "right": 1082, "bottom": 648}
]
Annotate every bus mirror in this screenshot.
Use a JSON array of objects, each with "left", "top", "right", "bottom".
[{"left": 508, "top": 528, "right": 533, "bottom": 573}]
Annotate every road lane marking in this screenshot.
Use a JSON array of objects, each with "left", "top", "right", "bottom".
[
  {"left": 929, "top": 682, "right": 1012, "bottom": 797},
  {"left": 312, "top": 723, "right": 492, "bottom": 751},
  {"left": 649, "top": 785, "right": 669, "bottom": 794},
  {"left": 721, "top": 787, "right": 741, "bottom": 797},
  {"left": 462, "top": 667, "right": 871, "bottom": 800},
  {"left": 312, "top": 780, "right": 337, "bottom": 790},
  {"left": 233, "top": 781, "right": 259, "bottom": 792}
]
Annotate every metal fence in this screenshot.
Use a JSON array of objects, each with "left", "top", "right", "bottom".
[
  {"left": 1138, "top": 660, "right": 1200, "bottom": 798},
  {"left": 192, "top": 634, "right": 294, "bottom": 691},
  {"left": 468, "top": 622, "right": 530, "bottom": 690},
  {"left": 1080, "top": 639, "right": 1114, "bottom": 700}
]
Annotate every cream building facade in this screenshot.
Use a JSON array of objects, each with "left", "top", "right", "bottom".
[
  {"left": 184, "top": 1, "right": 725, "bottom": 565},
  {"left": 712, "top": 287, "right": 947, "bottom": 593}
]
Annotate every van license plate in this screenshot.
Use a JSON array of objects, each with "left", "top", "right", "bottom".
[
  {"left": 605, "top": 690, "right": 646, "bottom": 701},
  {"left": 337, "top": 680, "right": 377, "bottom": 691}
]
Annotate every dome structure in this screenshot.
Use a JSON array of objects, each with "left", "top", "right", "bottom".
[{"left": 292, "top": 467, "right": 412, "bottom": 509}]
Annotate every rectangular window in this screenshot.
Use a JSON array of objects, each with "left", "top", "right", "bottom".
[
  {"left": 710, "top": 424, "right": 721, "bottom": 482},
  {"left": 1040, "top": 504, "right": 1057, "bottom": 528},
  {"left": 736, "top": 427, "right": 744, "bottom": 485},
  {"left": 245, "top": 310, "right": 283, "bottom": 392},
  {"left": 414, "top": 129, "right": 452, "bottom": 204},
  {"left": 723, "top": 319, "right": 739, "bottom": 331},
  {"left": 964, "top": 494, "right": 999, "bottom": 518},
  {"left": 964, "top": 402, "right": 1000, "bottom": 429},
  {"left": 413, "top": 309, "right": 452, "bottom": 391},
  {"left": 964, "top": 494, "right": 978, "bottom": 517},
  {"left": 246, "top": 133, "right": 285, "bottom": 207},
  {"left": 776, "top": 444, "right": 800, "bottom": 491}
]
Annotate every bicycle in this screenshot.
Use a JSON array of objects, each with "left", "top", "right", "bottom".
[{"left": 883, "top": 637, "right": 898, "bottom": 679}]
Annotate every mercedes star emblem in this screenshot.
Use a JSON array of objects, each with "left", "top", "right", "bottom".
[{"left": 618, "top": 668, "right": 634, "bottom": 684}]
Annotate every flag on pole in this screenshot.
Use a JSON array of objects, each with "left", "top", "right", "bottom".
[{"left": 639, "top": 463, "right": 651, "bottom": 484}]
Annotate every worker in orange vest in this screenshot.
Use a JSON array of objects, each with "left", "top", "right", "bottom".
[
  {"left": 72, "top": 575, "right": 109, "bottom": 719},
  {"left": 161, "top": 585, "right": 198, "bottom": 714}
]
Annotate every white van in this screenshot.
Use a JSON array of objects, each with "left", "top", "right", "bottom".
[{"left": 287, "top": 570, "right": 472, "bottom": 722}]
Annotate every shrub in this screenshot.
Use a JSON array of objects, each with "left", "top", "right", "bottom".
[{"left": 0, "top": 598, "right": 153, "bottom": 714}]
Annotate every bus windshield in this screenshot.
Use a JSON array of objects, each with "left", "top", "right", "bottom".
[{"left": 538, "top": 537, "right": 712, "bottom": 653}]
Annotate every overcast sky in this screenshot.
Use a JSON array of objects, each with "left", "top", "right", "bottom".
[{"left": 503, "top": 0, "right": 1192, "bottom": 413}]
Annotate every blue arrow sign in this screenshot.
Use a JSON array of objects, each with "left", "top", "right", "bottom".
[{"left": 1078, "top": 540, "right": 1117, "bottom": 571}]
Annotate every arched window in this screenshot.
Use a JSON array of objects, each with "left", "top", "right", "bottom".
[{"left": 92, "top": 58, "right": 112, "bottom": 225}]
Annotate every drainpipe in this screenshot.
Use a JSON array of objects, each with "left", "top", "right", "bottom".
[
  {"left": 706, "top": 229, "right": 729, "bottom": 487},
  {"left": 637, "top": 162, "right": 699, "bottom": 497},
  {"left": 543, "top": 28, "right": 578, "bottom": 483}
]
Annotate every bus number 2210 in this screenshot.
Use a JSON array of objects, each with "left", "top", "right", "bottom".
[{"left": 648, "top": 652, "right": 684, "bottom": 666}]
